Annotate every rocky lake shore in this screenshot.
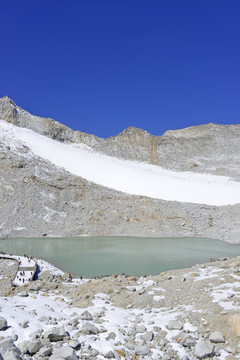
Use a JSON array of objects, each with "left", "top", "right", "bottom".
[{"left": 0, "top": 255, "right": 240, "bottom": 360}]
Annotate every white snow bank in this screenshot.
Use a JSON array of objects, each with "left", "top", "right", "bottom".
[{"left": 1, "top": 120, "right": 240, "bottom": 206}]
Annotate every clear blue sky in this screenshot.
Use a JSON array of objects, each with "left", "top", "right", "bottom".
[{"left": 1, "top": 0, "right": 240, "bottom": 138}]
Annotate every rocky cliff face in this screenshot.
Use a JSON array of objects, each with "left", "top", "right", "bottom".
[
  {"left": 1, "top": 96, "right": 240, "bottom": 180},
  {"left": 0, "top": 96, "right": 240, "bottom": 242}
]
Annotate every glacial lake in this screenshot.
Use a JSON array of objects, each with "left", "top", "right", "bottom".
[{"left": 0, "top": 236, "right": 239, "bottom": 277}]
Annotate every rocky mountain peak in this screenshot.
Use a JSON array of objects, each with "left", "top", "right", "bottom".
[
  {"left": 113, "top": 125, "right": 153, "bottom": 140},
  {"left": 0, "top": 96, "right": 19, "bottom": 122},
  {"left": 0, "top": 95, "right": 15, "bottom": 104},
  {"left": 1, "top": 96, "right": 240, "bottom": 180}
]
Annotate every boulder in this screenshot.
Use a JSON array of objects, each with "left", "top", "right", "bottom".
[
  {"left": 83, "top": 323, "right": 99, "bottom": 335},
  {"left": 19, "top": 321, "right": 29, "bottom": 328},
  {"left": 39, "top": 347, "right": 52, "bottom": 356},
  {"left": 195, "top": 340, "right": 214, "bottom": 359},
  {"left": 90, "top": 348, "right": 99, "bottom": 356},
  {"left": 51, "top": 345, "right": 78, "bottom": 360},
  {"left": 80, "top": 311, "right": 93, "bottom": 321},
  {"left": 182, "top": 336, "right": 196, "bottom": 348},
  {"left": 209, "top": 331, "right": 225, "bottom": 343},
  {"left": 27, "top": 339, "right": 42, "bottom": 355},
  {"left": 17, "top": 341, "right": 28, "bottom": 354},
  {"left": 106, "top": 332, "right": 117, "bottom": 340},
  {"left": 136, "top": 325, "right": 146, "bottom": 333},
  {"left": 29, "top": 330, "right": 43, "bottom": 340},
  {"left": 104, "top": 351, "right": 115, "bottom": 358},
  {"left": 142, "top": 331, "right": 154, "bottom": 341},
  {"left": 166, "top": 320, "right": 183, "bottom": 330},
  {"left": 0, "top": 338, "right": 15, "bottom": 351},
  {"left": 29, "top": 283, "right": 41, "bottom": 291},
  {"left": 44, "top": 326, "right": 66, "bottom": 341},
  {"left": 135, "top": 345, "right": 151, "bottom": 356},
  {"left": 2, "top": 349, "right": 22, "bottom": 360},
  {"left": 128, "top": 328, "right": 137, "bottom": 338},
  {"left": 68, "top": 339, "right": 81, "bottom": 350},
  {"left": 0, "top": 317, "right": 8, "bottom": 331}
]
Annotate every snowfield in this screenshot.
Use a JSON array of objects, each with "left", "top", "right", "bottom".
[{"left": 1, "top": 120, "right": 240, "bottom": 206}]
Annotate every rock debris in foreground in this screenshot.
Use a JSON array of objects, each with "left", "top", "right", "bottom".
[{"left": 0, "top": 256, "right": 240, "bottom": 359}]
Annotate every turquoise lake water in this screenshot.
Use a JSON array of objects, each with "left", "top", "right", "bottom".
[{"left": 0, "top": 237, "right": 239, "bottom": 277}]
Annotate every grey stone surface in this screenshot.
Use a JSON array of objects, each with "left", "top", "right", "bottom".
[
  {"left": 209, "top": 331, "right": 225, "bottom": 343},
  {"left": 2, "top": 96, "right": 240, "bottom": 180},
  {"left": 19, "top": 321, "right": 28, "bottom": 328},
  {"left": 44, "top": 326, "right": 66, "bottom": 341},
  {"left": 166, "top": 320, "right": 183, "bottom": 330},
  {"left": 17, "top": 341, "right": 28, "bottom": 354},
  {"left": 104, "top": 351, "right": 115, "bottom": 358},
  {"left": 80, "top": 311, "right": 93, "bottom": 321},
  {"left": 135, "top": 345, "right": 150, "bottom": 356},
  {"left": 84, "top": 323, "right": 99, "bottom": 335},
  {"left": 182, "top": 336, "right": 196, "bottom": 348},
  {"left": 0, "top": 317, "right": 8, "bottom": 331},
  {"left": 142, "top": 331, "right": 154, "bottom": 341},
  {"left": 52, "top": 345, "right": 78, "bottom": 360},
  {"left": 68, "top": 339, "right": 81, "bottom": 349},
  {"left": 29, "top": 283, "right": 41, "bottom": 291},
  {"left": 39, "top": 347, "right": 52, "bottom": 356},
  {"left": 136, "top": 324, "right": 146, "bottom": 333},
  {"left": 27, "top": 339, "right": 42, "bottom": 354},
  {"left": 195, "top": 339, "right": 214, "bottom": 359},
  {"left": 0, "top": 338, "right": 15, "bottom": 351},
  {"left": 2, "top": 350, "right": 22, "bottom": 360},
  {"left": 0, "top": 96, "right": 240, "bottom": 243},
  {"left": 91, "top": 348, "right": 99, "bottom": 356}
]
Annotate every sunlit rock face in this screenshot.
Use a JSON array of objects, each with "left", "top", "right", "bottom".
[
  {"left": 0, "top": 96, "right": 240, "bottom": 242},
  {"left": 1, "top": 96, "right": 240, "bottom": 180}
]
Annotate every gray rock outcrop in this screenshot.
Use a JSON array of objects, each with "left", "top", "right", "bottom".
[
  {"left": 27, "top": 339, "right": 42, "bottom": 355},
  {"left": 44, "top": 326, "right": 66, "bottom": 342},
  {"left": 209, "top": 331, "right": 225, "bottom": 343},
  {"left": 195, "top": 340, "right": 214, "bottom": 359},
  {"left": 0, "top": 317, "right": 8, "bottom": 331},
  {"left": 51, "top": 345, "right": 78, "bottom": 360},
  {"left": 1, "top": 95, "right": 240, "bottom": 180}
]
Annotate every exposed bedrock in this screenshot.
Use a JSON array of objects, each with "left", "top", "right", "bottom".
[{"left": 0, "top": 96, "right": 240, "bottom": 242}]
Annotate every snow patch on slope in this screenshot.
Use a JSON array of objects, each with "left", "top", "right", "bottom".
[{"left": 1, "top": 120, "right": 240, "bottom": 206}]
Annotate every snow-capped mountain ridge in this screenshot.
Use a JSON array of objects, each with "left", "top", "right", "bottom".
[
  {"left": 1, "top": 96, "right": 240, "bottom": 180},
  {"left": 1, "top": 120, "right": 239, "bottom": 207},
  {"left": 1, "top": 96, "right": 240, "bottom": 242}
]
